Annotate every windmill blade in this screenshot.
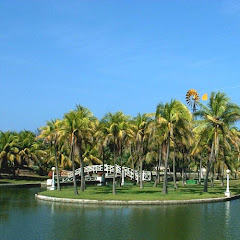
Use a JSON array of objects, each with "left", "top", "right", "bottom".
[
  {"left": 186, "top": 89, "right": 199, "bottom": 106},
  {"left": 202, "top": 93, "right": 208, "bottom": 101}
]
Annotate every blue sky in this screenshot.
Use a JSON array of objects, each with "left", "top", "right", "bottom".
[{"left": 1, "top": 0, "right": 240, "bottom": 131}]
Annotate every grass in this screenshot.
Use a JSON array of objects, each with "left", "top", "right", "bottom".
[
  {"left": 0, "top": 175, "right": 48, "bottom": 184},
  {"left": 40, "top": 180, "right": 240, "bottom": 201}
]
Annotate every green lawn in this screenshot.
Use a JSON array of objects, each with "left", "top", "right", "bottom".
[
  {"left": 0, "top": 175, "right": 48, "bottom": 184},
  {"left": 40, "top": 180, "right": 240, "bottom": 201}
]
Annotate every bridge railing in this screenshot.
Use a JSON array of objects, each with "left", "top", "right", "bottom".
[{"left": 62, "top": 164, "right": 151, "bottom": 183}]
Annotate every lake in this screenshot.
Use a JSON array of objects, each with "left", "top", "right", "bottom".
[{"left": 0, "top": 187, "right": 239, "bottom": 240}]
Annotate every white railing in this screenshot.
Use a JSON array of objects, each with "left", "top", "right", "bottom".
[{"left": 61, "top": 164, "right": 152, "bottom": 183}]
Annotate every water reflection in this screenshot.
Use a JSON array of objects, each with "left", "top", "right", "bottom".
[
  {"left": 225, "top": 201, "right": 230, "bottom": 226},
  {"left": 1, "top": 188, "right": 240, "bottom": 240}
]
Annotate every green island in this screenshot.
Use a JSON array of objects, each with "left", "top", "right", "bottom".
[
  {"left": 1, "top": 91, "right": 240, "bottom": 203},
  {"left": 39, "top": 180, "right": 240, "bottom": 201}
]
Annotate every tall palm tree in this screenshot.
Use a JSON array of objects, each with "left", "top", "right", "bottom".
[
  {"left": 156, "top": 100, "right": 191, "bottom": 194},
  {"left": 195, "top": 92, "right": 240, "bottom": 192},
  {"left": 95, "top": 120, "right": 110, "bottom": 185},
  {"left": 60, "top": 111, "right": 79, "bottom": 195},
  {"left": 102, "top": 112, "right": 129, "bottom": 194},
  {"left": 171, "top": 118, "right": 192, "bottom": 189},
  {"left": 38, "top": 120, "right": 62, "bottom": 191},
  {"left": 60, "top": 105, "right": 95, "bottom": 193},
  {"left": 149, "top": 112, "right": 167, "bottom": 187},
  {"left": 133, "top": 113, "right": 153, "bottom": 189}
]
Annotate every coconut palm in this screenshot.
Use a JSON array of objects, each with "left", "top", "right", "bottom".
[
  {"left": 172, "top": 118, "right": 192, "bottom": 189},
  {"left": 195, "top": 92, "right": 240, "bottom": 192},
  {"left": 38, "top": 120, "right": 62, "bottom": 191},
  {"left": 95, "top": 120, "right": 110, "bottom": 185},
  {"left": 102, "top": 112, "right": 129, "bottom": 194},
  {"left": 60, "top": 105, "right": 95, "bottom": 193},
  {"left": 133, "top": 113, "right": 153, "bottom": 189},
  {"left": 156, "top": 100, "right": 191, "bottom": 194},
  {"left": 0, "top": 131, "right": 20, "bottom": 176},
  {"left": 149, "top": 124, "right": 164, "bottom": 187}
]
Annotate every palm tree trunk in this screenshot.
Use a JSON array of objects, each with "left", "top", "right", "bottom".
[
  {"left": 199, "top": 155, "right": 202, "bottom": 185},
  {"left": 173, "top": 145, "right": 177, "bottom": 189},
  {"left": 182, "top": 168, "right": 185, "bottom": 186},
  {"left": 0, "top": 161, "right": 2, "bottom": 178},
  {"left": 181, "top": 151, "right": 185, "bottom": 186},
  {"left": 221, "top": 162, "right": 224, "bottom": 187},
  {"left": 120, "top": 145, "right": 123, "bottom": 187},
  {"left": 54, "top": 145, "right": 61, "bottom": 191},
  {"left": 211, "top": 167, "right": 214, "bottom": 187},
  {"left": 136, "top": 163, "right": 140, "bottom": 184},
  {"left": 131, "top": 145, "right": 136, "bottom": 185},
  {"left": 217, "top": 166, "right": 220, "bottom": 180},
  {"left": 162, "top": 136, "right": 170, "bottom": 194},
  {"left": 70, "top": 138, "right": 78, "bottom": 195},
  {"left": 78, "top": 145, "right": 85, "bottom": 192},
  {"left": 102, "top": 147, "right": 105, "bottom": 186},
  {"left": 204, "top": 141, "right": 214, "bottom": 192},
  {"left": 113, "top": 140, "right": 116, "bottom": 195},
  {"left": 140, "top": 158, "right": 144, "bottom": 189},
  {"left": 153, "top": 144, "right": 161, "bottom": 187}
]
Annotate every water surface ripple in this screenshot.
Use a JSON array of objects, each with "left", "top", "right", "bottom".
[{"left": 1, "top": 187, "right": 240, "bottom": 240}]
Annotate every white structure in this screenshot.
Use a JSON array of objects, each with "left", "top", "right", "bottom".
[
  {"left": 225, "top": 169, "right": 231, "bottom": 197},
  {"left": 46, "top": 179, "right": 52, "bottom": 186},
  {"left": 202, "top": 168, "right": 206, "bottom": 178},
  {"left": 61, "top": 164, "right": 152, "bottom": 183},
  {"left": 200, "top": 168, "right": 205, "bottom": 179},
  {"left": 121, "top": 169, "right": 125, "bottom": 185},
  {"left": 49, "top": 167, "right": 56, "bottom": 190}
]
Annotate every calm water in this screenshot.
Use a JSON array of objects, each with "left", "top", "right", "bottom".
[{"left": 1, "top": 187, "right": 240, "bottom": 240}]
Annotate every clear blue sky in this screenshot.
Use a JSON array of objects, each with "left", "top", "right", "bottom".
[{"left": 1, "top": 0, "right": 240, "bottom": 131}]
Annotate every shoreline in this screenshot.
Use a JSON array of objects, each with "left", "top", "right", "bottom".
[
  {"left": 35, "top": 193, "right": 240, "bottom": 205},
  {"left": 0, "top": 182, "right": 47, "bottom": 188}
]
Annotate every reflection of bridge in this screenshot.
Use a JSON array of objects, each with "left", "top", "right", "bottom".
[{"left": 61, "top": 164, "right": 152, "bottom": 184}]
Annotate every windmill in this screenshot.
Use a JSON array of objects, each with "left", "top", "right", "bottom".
[
  {"left": 186, "top": 89, "right": 200, "bottom": 113},
  {"left": 186, "top": 89, "right": 208, "bottom": 113}
]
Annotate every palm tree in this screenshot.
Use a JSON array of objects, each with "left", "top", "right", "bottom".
[
  {"left": 133, "top": 113, "right": 153, "bottom": 189},
  {"left": 195, "top": 92, "right": 240, "bottom": 192},
  {"left": 0, "top": 131, "right": 21, "bottom": 177},
  {"left": 95, "top": 120, "right": 110, "bottom": 185},
  {"left": 172, "top": 118, "right": 192, "bottom": 189},
  {"left": 102, "top": 112, "right": 129, "bottom": 194},
  {"left": 38, "top": 120, "right": 62, "bottom": 191},
  {"left": 60, "top": 105, "right": 95, "bottom": 193},
  {"left": 149, "top": 111, "right": 167, "bottom": 187},
  {"left": 156, "top": 100, "right": 191, "bottom": 194},
  {"left": 18, "top": 131, "right": 36, "bottom": 167},
  {"left": 191, "top": 130, "right": 208, "bottom": 185},
  {"left": 60, "top": 111, "right": 79, "bottom": 195}
]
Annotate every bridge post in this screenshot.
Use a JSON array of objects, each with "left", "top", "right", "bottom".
[{"left": 121, "top": 169, "right": 125, "bottom": 185}]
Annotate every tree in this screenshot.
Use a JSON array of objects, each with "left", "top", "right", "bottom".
[
  {"left": 60, "top": 105, "right": 95, "bottom": 193},
  {"left": 156, "top": 100, "right": 191, "bottom": 194},
  {"left": 95, "top": 120, "right": 110, "bottom": 185},
  {"left": 133, "top": 113, "right": 153, "bottom": 189},
  {"left": 38, "top": 120, "right": 62, "bottom": 191},
  {"left": 0, "top": 131, "right": 20, "bottom": 176},
  {"left": 195, "top": 92, "right": 240, "bottom": 192},
  {"left": 102, "top": 112, "right": 129, "bottom": 194}
]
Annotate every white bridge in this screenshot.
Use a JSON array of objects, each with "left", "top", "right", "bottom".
[{"left": 61, "top": 164, "right": 152, "bottom": 184}]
